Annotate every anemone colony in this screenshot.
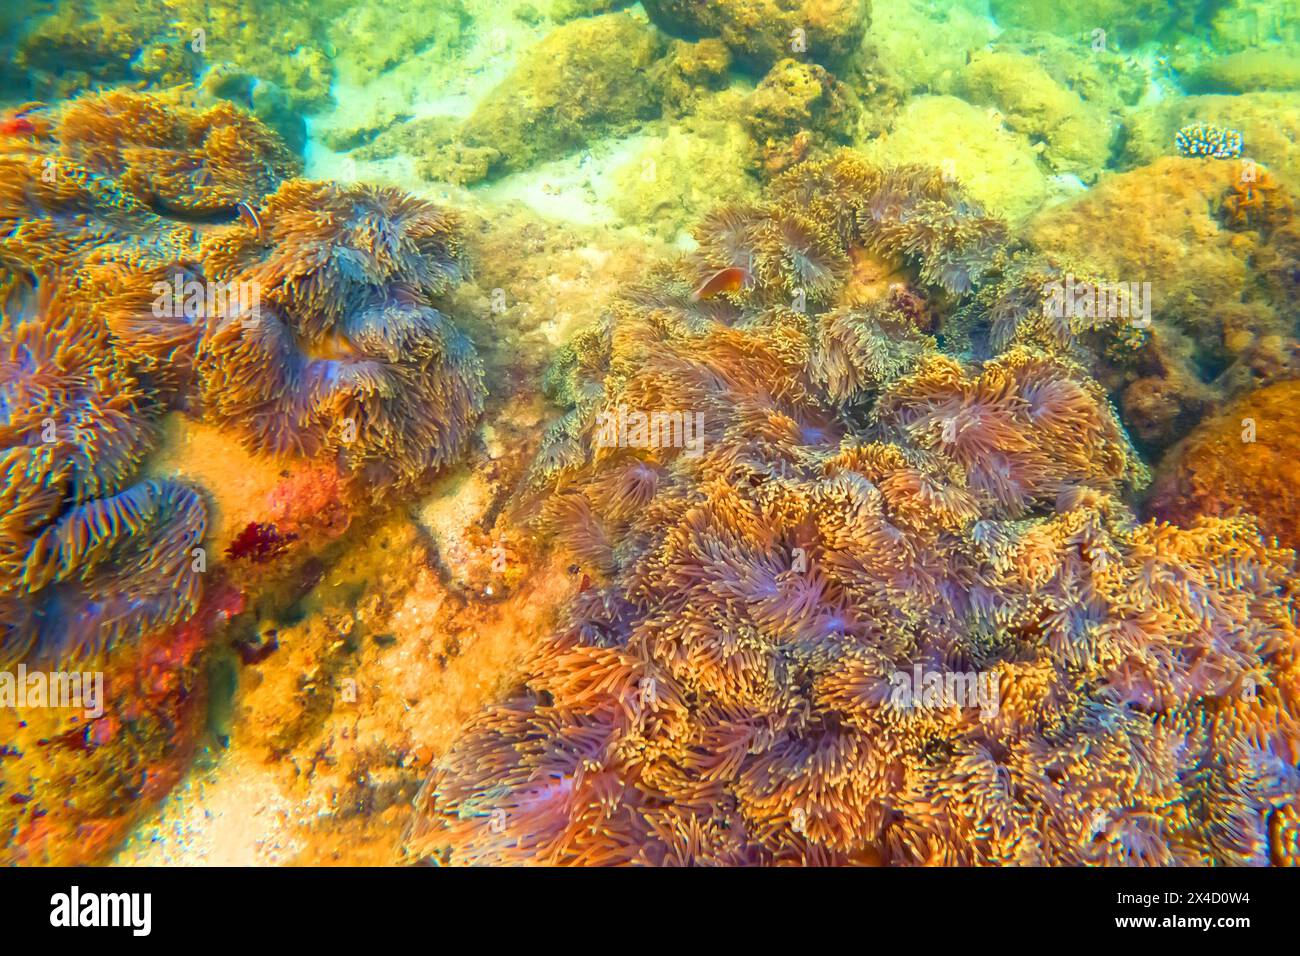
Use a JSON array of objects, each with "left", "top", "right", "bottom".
[
  {"left": 0, "top": 89, "right": 483, "bottom": 664},
  {"left": 409, "top": 152, "right": 1300, "bottom": 866}
]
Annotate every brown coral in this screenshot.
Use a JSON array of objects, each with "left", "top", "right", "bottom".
[{"left": 1147, "top": 378, "right": 1300, "bottom": 551}]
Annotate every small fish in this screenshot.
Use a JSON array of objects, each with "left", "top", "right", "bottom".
[
  {"left": 236, "top": 200, "right": 263, "bottom": 239},
  {"left": 0, "top": 115, "right": 35, "bottom": 136},
  {"left": 0, "top": 104, "right": 45, "bottom": 137},
  {"left": 691, "top": 265, "right": 752, "bottom": 302}
]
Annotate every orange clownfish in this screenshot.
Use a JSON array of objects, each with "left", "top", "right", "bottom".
[{"left": 691, "top": 265, "right": 752, "bottom": 302}]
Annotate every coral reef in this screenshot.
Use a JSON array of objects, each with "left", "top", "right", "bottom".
[
  {"left": 6, "top": 0, "right": 1300, "bottom": 875},
  {"left": 956, "top": 51, "right": 1113, "bottom": 181},
  {"left": 1175, "top": 122, "right": 1245, "bottom": 160},
  {"left": 641, "top": 0, "right": 871, "bottom": 72},
  {"left": 409, "top": 153, "right": 1298, "bottom": 867},
  {"left": 868, "top": 0, "right": 995, "bottom": 96},
  {"left": 1148, "top": 379, "right": 1300, "bottom": 551},
  {"left": 1025, "top": 156, "right": 1300, "bottom": 451},
  {"left": 861, "top": 95, "right": 1049, "bottom": 224},
  {"left": 455, "top": 12, "right": 666, "bottom": 179}
]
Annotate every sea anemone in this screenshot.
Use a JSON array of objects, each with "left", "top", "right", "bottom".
[
  {"left": 0, "top": 276, "right": 207, "bottom": 665},
  {"left": 188, "top": 179, "right": 485, "bottom": 492},
  {"left": 52, "top": 87, "right": 298, "bottom": 216},
  {"left": 1, "top": 479, "right": 207, "bottom": 665},
  {"left": 874, "top": 347, "right": 1149, "bottom": 516},
  {"left": 0, "top": 280, "right": 158, "bottom": 568},
  {"left": 200, "top": 179, "right": 467, "bottom": 340},
  {"left": 412, "top": 153, "right": 1300, "bottom": 867},
  {"left": 812, "top": 301, "right": 935, "bottom": 403}
]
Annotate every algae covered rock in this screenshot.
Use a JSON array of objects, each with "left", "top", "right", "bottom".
[
  {"left": 1026, "top": 156, "right": 1300, "bottom": 449},
  {"left": 988, "top": 0, "right": 1202, "bottom": 46},
  {"left": 611, "top": 120, "right": 759, "bottom": 240},
  {"left": 1184, "top": 48, "right": 1300, "bottom": 94},
  {"left": 641, "top": 0, "right": 870, "bottom": 71},
  {"left": 12, "top": 0, "right": 177, "bottom": 97},
  {"left": 869, "top": 0, "right": 996, "bottom": 95},
  {"left": 1208, "top": 0, "right": 1300, "bottom": 52},
  {"left": 1122, "top": 92, "right": 1300, "bottom": 184},
  {"left": 862, "top": 95, "right": 1049, "bottom": 223},
  {"left": 957, "top": 51, "right": 1114, "bottom": 180},
  {"left": 1148, "top": 379, "right": 1300, "bottom": 551},
  {"left": 656, "top": 38, "right": 734, "bottom": 117},
  {"left": 330, "top": 0, "right": 472, "bottom": 81},
  {"left": 548, "top": 0, "right": 635, "bottom": 20},
  {"left": 458, "top": 12, "right": 666, "bottom": 178},
  {"left": 744, "top": 57, "right": 862, "bottom": 168}
]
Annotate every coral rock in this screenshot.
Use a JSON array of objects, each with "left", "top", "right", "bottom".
[{"left": 1147, "top": 379, "right": 1300, "bottom": 550}]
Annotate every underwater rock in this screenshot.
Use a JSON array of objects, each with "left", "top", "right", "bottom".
[
  {"left": 350, "top": 116, "right": 499, "bottom": 187},
  {"left": 956, "top": 51, "right": 1113, "bottom": 181},
  {"left": 1148, "top": 379, "right": 1300, "bottom": 551},
  {"left": 1122, "top": 92, "right": 1300, "bottom": 184},
  {"left": 987, "top": 0, "right": 1202, "bottom": 46},
  {"left": 862, "top": 95, "right": 1049, "bottom": 223},
  {"left": 549, "top": 0, "right": 636, "bottom": 20},
  {"left": 1025, "top": 156, "right": 1300, "bottom": 451},
  {"left": 1207, "top": 0, "right": 1300, "bottom": 52},
  {"left": 9, "top": 0, "right": 336, "bottom": 129},
  {"left": 990, "top": 29, "right": 1147, "bottom": 110},
  {"left": 656, "top": 38, "right": 734, "bottom": 118},
  {"left": 641, "top": 0, "right": 870, "bottom": 72},
  {"left": 868, "top": 0, "right": 995, "bottom": 95},
  {"left": 457, "top": 12, "right": 666, "bottom": 180},
  {"left": 10, "top": 0, "right": 177, "bottom": 99},
  {"left": 178, "top": 0, "right": 334, "bottom": 112},
  {"left": 328, "top": 0, "right": 472, "bottom": 81},
  {"left": 744, "top": 58, "right": 863, "bottom": 173},
  {"left": 1185, "top": 48, "right": 1300, "bottom": 94},
  {"left": 611, "top": 121, "right": 760, "bottom": 242},
  {"left": 319, "top": 104, "right": 414, "bottom": 154}
]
